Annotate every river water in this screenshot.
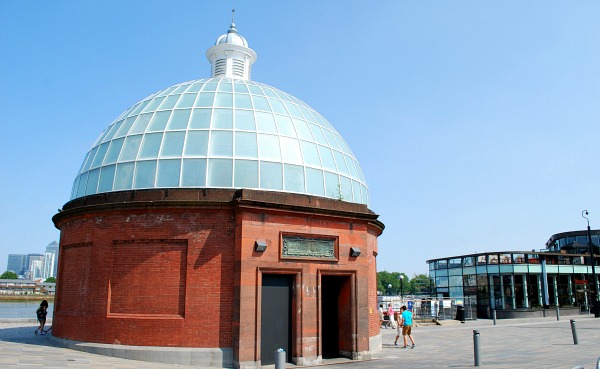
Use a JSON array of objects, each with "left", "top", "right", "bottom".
[{"left": 0, "top": 301, "right": 54, "bottom": 319}]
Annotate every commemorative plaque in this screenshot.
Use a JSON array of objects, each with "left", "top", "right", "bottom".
[{"left": 282, "top": 235, "right": 336, "bottom": 259}]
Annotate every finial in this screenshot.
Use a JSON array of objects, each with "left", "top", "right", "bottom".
[{"left": 228, "top": 8, "right": 238, "bottom": 34}]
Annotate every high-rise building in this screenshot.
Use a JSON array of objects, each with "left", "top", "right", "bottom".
[
  {"left": 26, "top": 253, "right": 44, "bottom": 280},
  {"left": 44, "top": 241, "right": 59, "bottom": 278},
  {"left": 7, "top": 254, "right": 27, "bottom": 276}
]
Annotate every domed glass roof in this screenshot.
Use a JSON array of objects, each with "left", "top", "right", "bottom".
[
  {"left": 71, "top": 77, "right": 369, "bottom": 205},
  {"left": 70, "top": 20, "right": 369, "bottom": 205}
]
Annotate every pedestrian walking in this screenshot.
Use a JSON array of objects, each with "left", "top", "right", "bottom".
[
  {"left": 394, "top": 311, "right": 402, "bottom": 345},
  {"left": 35, "top": 300, "right": 48, "bottom": 335},
  {"left": 387, "top": 303, "right": 396, "bottom": 329},
  {"left": 399, "top": 305, "right": 415, "bottom": 349}
]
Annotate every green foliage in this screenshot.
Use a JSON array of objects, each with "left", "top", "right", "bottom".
[
  {"left": 409, "top": 274, "right": 430, "bottom": 294},
  {"left": 0, "top": 271, "right": 18, "bottom": 279},
  {"left": 45, "top": 276, "right": 56, "bottom": 283},
  {"left": 377, "top": 270, "right": 409, "bottom": 295},
  {"left": 377, "top": 271, "right": 432, "bottom": 295}
]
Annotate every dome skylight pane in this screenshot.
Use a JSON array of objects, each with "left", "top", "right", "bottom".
[
  {"left": 275, "top": 115, "right": 296, "bottom": 137},
  {"left": 130, "top": 114, "right": 152, "bottom": 134},
  {"left": 251, "top": 95, "right": 270, "bottom": 111},
  {"left": 114, "top": 162, "right": 134, "bottom": 190},
  {"left": 234, "top": 160, "right": 258, "bottom": 188},
  {"left": 120, "top": 135, "right": 143, "bottom": 161},
  {"left": 306, "top": 168, "right": 324, "bottom": 196},
  {"left": 269, "top": 99, "right": 287, "bottom": 115},
  {"left": 134, "top": 160, "right": 157, "bottom": 188},
  {"left": 260, "top": 162, "right": 282, "bottom": 190},
  {"left": 256, "top": 112, "right": 277, "bottom": 134},
  {"left": 234, "top": 110, "right": 255, "bottom": 130},
  {"left": 284, "top": 164, "right": 304, "bottom": 193},
  {"left": 157, "top": 159, "right": 181, "bottom": 187},
  {"left": 183, "top": 131, "right": 209, "bottom": 156},
  {"left": 182, "top": 159, "right": 207, "bottom": 186},
  {"left": 98, "top": 165, "right": 116, "bottom": 193},
  {"left": 195, "top": 92, "right": 215, "bottom": 107},
  {"left": 167, "top": 109, "right": 191, "bottom": 130},
  {"left": 177, "top": 94, "right": 197, "bottom": 108},
  {"left": 208, "top": 159, "right": 233, "bottom": 187},
  {"left": 213, "top": 109, "right": 233, "bottom": 129},
  {"left": 189, "top": 109, "right": 211, "bottom": 129},
  {"left": 235, "top": 94, "right": 252, "bottom": 109},
  {"left": 209, "top": 131, "right": 233, "bottom": 156}
]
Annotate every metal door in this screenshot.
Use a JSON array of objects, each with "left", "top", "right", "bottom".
[{"left": 261, "top": 274, "right": 292, "bottom": 365}]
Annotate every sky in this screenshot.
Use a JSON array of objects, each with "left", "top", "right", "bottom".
[{"left": 1, "top": 1, "right": 599, "bottom": 277}]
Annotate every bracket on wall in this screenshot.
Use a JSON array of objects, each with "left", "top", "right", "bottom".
[
  {"left": 350, "top": 247, "right": 361, "bottom": 257},
  {"left": 254, "top": 240, "right": 267, "bottom": 252}
]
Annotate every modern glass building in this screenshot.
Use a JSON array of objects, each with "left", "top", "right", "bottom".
[
  {"left": 70, "top": 23, "right": 368, "bottom": 205},
  {"left": 427, "top": 230, "right": 600, "bottom": 318}
]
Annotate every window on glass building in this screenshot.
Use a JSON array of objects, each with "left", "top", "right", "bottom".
[
  {"left": 500, "top": 254, "right": 512, "bottom": 264},
  {"left": 527, "top": 254, "right": 540, "bottom": 264},
  {"left": 449, "top": 258, "right": 462, "bottom": 268}
]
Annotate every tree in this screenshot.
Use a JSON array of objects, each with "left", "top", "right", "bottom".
[
  {"left": 409, "top": 274, "right": 431, "bottom": 295},
  {"left": 377, "top": 271, "right": 409, "bottom": 295},
  {"left": 0, "top": 271, "right": 18, "bottom": 279},
  {"left": 45, "top": 276, "right": 56, "bottom": 283}
]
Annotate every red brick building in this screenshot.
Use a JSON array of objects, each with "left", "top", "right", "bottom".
[{"left": 52, "top": 20, "right": 384, "bottom": 368}]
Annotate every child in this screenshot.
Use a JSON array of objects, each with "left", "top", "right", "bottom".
[{"left": 35, "top": 300, "right": 48, "bottom": 335}]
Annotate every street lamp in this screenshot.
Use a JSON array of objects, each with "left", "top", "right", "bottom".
[
  {"left": 582, "top": 210, "right": 599, "bottom": 317},
  {"left": 399, "top": 275, "right": 405, "bottom": 301},
  {"left": 387, "top": 283, "right": 392, "bottom": 296}
]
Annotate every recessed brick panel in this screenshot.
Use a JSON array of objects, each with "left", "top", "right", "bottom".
[{"left": 108, "top": 240, "right": 187, "bottom": 317}]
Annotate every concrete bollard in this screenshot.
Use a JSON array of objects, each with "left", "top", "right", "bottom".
[
  {"left": 556, "top": 306, "right": 560, "bottom": 321},
  {"left": 492, "top": 310, "right": 496, "bottom": 325},
  {"left": 570, "top": 319, "right": 578, "bottom": 345},
  {"left": 275, "top": 348, "right": 286, "bottom": 369},
  {"left": 473, "top": 330, "right": 481, "bottom": 366}
]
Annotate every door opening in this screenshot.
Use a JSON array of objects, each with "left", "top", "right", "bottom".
[{"left": 321, "top": 275, "right": 352, "bottom": 359}]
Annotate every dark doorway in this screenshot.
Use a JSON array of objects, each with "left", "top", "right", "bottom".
[
  {"left": 321, "top": 275, "right": 352, "bottom": 359},
  {"left": 261, "top": 274, "right": 293, "bottom": 365}
]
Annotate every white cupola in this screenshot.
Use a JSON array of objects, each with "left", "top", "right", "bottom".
[{"left": 206, "top": 11, "right": 257, "bottom": 80}]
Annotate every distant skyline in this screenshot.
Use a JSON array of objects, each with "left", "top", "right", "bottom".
[{"left": 1, "top": 1, "right": 599, "bottom": 276}]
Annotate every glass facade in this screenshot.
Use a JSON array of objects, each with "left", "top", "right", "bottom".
[
  {"left": 71, "top": 78, "right": 369, "bottom": 205},
  {"left": 428, "top": 251, "right": 600, "bottom": 315}
]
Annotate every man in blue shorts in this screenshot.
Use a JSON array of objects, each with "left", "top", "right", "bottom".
[{"left": 399, "top": 305, "right": 416, "bottom": 349}]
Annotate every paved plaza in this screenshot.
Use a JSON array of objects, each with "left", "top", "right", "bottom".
[{"left": 1, "top": 315, "right": 600, "bottom": 368}]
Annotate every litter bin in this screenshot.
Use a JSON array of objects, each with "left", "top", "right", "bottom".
[
  {"left": 593, "top": 301, "right": 600, "bottom": 318},
  {"left": 456, "top": 306, "right": 465, "bottom": 323}
]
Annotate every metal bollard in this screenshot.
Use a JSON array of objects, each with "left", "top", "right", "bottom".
[
  {"left": 473, "top": 330, "right": 481, "bottom": 366},
  {"left": 556, "top": 306, "right": 560, "bottom": 321},
  {"left": 570, "top": 319, "right": 578, "bottom": 345},
  {"left": 492, "top": 310, "right": 496, "bottom": 325},
  {"left": 275, "top": 348, "right": 286, "bottom": 369}
]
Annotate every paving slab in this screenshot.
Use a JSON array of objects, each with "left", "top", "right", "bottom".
[{"left": 2, "top": 315, "right": 600, "bottom": 368}]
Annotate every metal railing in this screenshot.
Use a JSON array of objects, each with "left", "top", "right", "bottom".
[{"left": 378, "top": 296, "right": 477, "bottom": 321}]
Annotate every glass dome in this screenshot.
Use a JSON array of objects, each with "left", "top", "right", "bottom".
[{"left": 71, "top": 77, "right": 370, "bottom": 205}]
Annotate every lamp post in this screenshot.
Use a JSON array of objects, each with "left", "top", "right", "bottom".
[
  {"left": 387, "top": 283, "right": 392, "bottom": 296},
  {"left": 399, "top": 274, "right": 405, "bottom": 301},
  {"left": 582, "top": 210, "right": 599, "bottom": 317}
]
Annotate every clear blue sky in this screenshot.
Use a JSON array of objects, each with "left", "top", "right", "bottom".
[{"left": 1, "top": 1, "right": 599, "bottom": 277}]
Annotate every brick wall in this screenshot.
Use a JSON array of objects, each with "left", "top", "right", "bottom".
[{"left": 52, "top": 189, "right": 383, "bottom": 366}]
